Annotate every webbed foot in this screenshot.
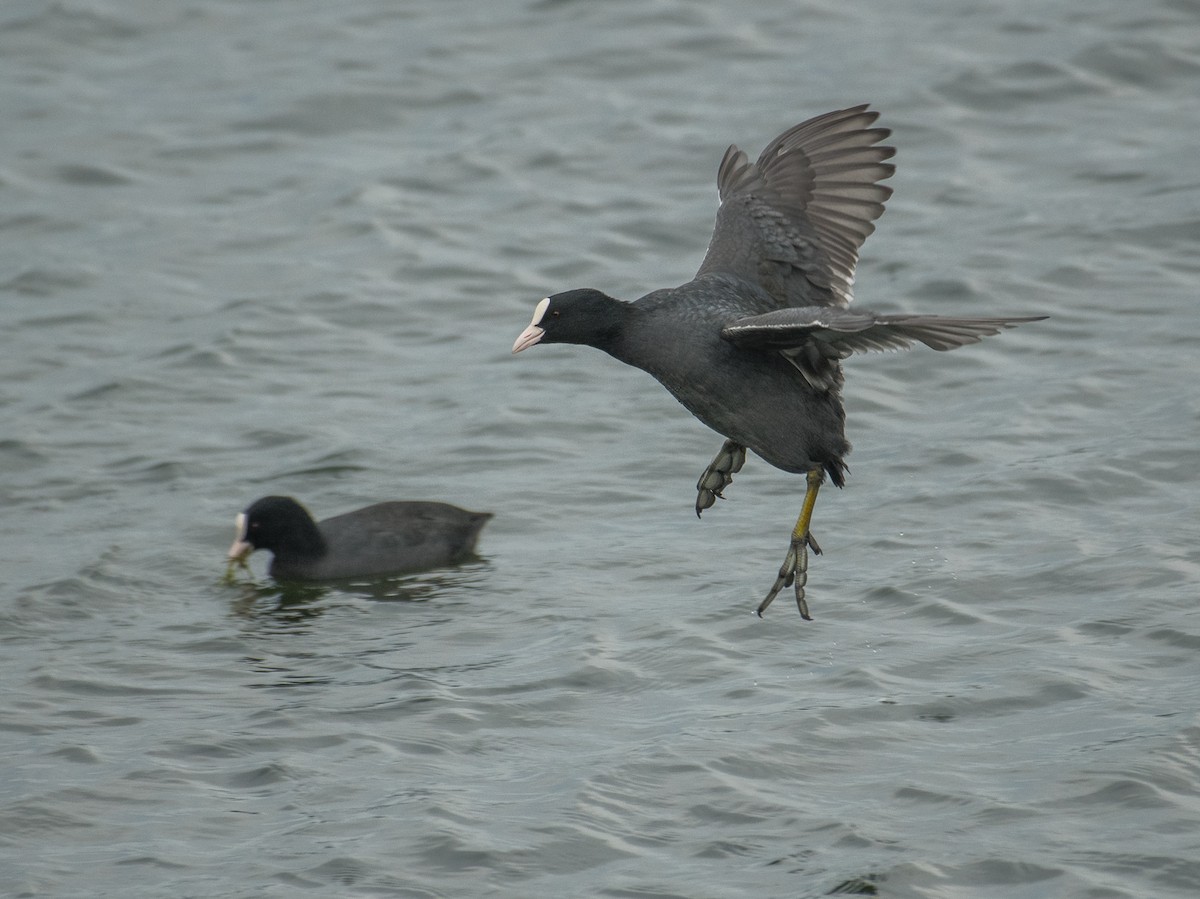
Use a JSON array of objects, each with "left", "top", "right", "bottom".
[
  {"left": 756, "top": 532, "right": 822, "bottom": 619},
  {"left": 695, "top": 440, "right": 746, "bottom": 517}
]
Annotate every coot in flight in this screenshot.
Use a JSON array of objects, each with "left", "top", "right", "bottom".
[{"left": 512, "top": 105, "right": 1044, "bottom": 618}]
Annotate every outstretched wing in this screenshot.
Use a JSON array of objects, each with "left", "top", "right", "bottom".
[
  {"left": 696, "top": 105, "right": 895, "bottom": 310},
  {"left": 722, "top": 307, "right": 1048, "bottom": 390}
]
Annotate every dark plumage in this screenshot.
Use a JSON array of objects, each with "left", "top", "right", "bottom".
[
  {"left": 512, "top": 105, "right": 1045, "bottom": 619},
  {"left": 227, "top": 496, "right": 491, "bottom": 581}
]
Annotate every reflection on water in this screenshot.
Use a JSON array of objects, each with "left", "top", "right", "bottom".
[
  {"left": 225, "top": 563, "right": 493, "bottom": 632},
  {"left": 226, "top": 580, "right": 333, "bottom": 632}
]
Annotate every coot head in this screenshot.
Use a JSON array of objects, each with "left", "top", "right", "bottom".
[
  {"left": 227, "top": 496, "right": 324, "bottom": 563},
  {"left": 512, "top": 289, "right": 626, "bottom": 353}
]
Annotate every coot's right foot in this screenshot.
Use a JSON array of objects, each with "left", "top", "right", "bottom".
[{"left": 756, "top": 468, "right": 825, "bottom": 619}]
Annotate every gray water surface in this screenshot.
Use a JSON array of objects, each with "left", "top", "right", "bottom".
[{"left": 3, "top": 1, "right": 1200, "bottom": 896}]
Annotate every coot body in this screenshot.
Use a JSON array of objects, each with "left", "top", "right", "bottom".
[{"left": 228, "top": 496, "right": 491, "bottom": 581}]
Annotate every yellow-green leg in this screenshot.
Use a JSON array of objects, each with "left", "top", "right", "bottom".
[{"left": 757, "top": 467, "right": 824, "bottom": 619}]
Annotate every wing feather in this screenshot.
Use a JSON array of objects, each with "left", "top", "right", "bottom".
[
  {"left": 722, "top": 307, "right": 1048, "bottom": 389},
  {"left": 697, "top": 105, "right": 895, "bottom": 309}
]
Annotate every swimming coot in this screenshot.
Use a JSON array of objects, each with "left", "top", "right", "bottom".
[
  {"left": 227, "top": 496, "right": 491, "bottom": 581},
  {"left": 512, "top": 105, "right": 1045, "bottom": 619}
]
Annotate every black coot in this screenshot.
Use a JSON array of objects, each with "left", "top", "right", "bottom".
[
  {"left": 512, "top": 105, "right": 1044, "bottom": 619},
  {"left": 227, "top": 496, "right": 491, "bottom": 581}
]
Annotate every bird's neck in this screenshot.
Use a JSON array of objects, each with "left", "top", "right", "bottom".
[
  {"left": 276, "top": 519, "right": 328, "bottom": 562},
  {"left": 584, "top": 294, "right": 638, "bottom": 357}
]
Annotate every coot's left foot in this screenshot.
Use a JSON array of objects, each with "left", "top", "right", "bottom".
[{"left": 695, "top": 440, "right": 746, "bottom": 516}]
